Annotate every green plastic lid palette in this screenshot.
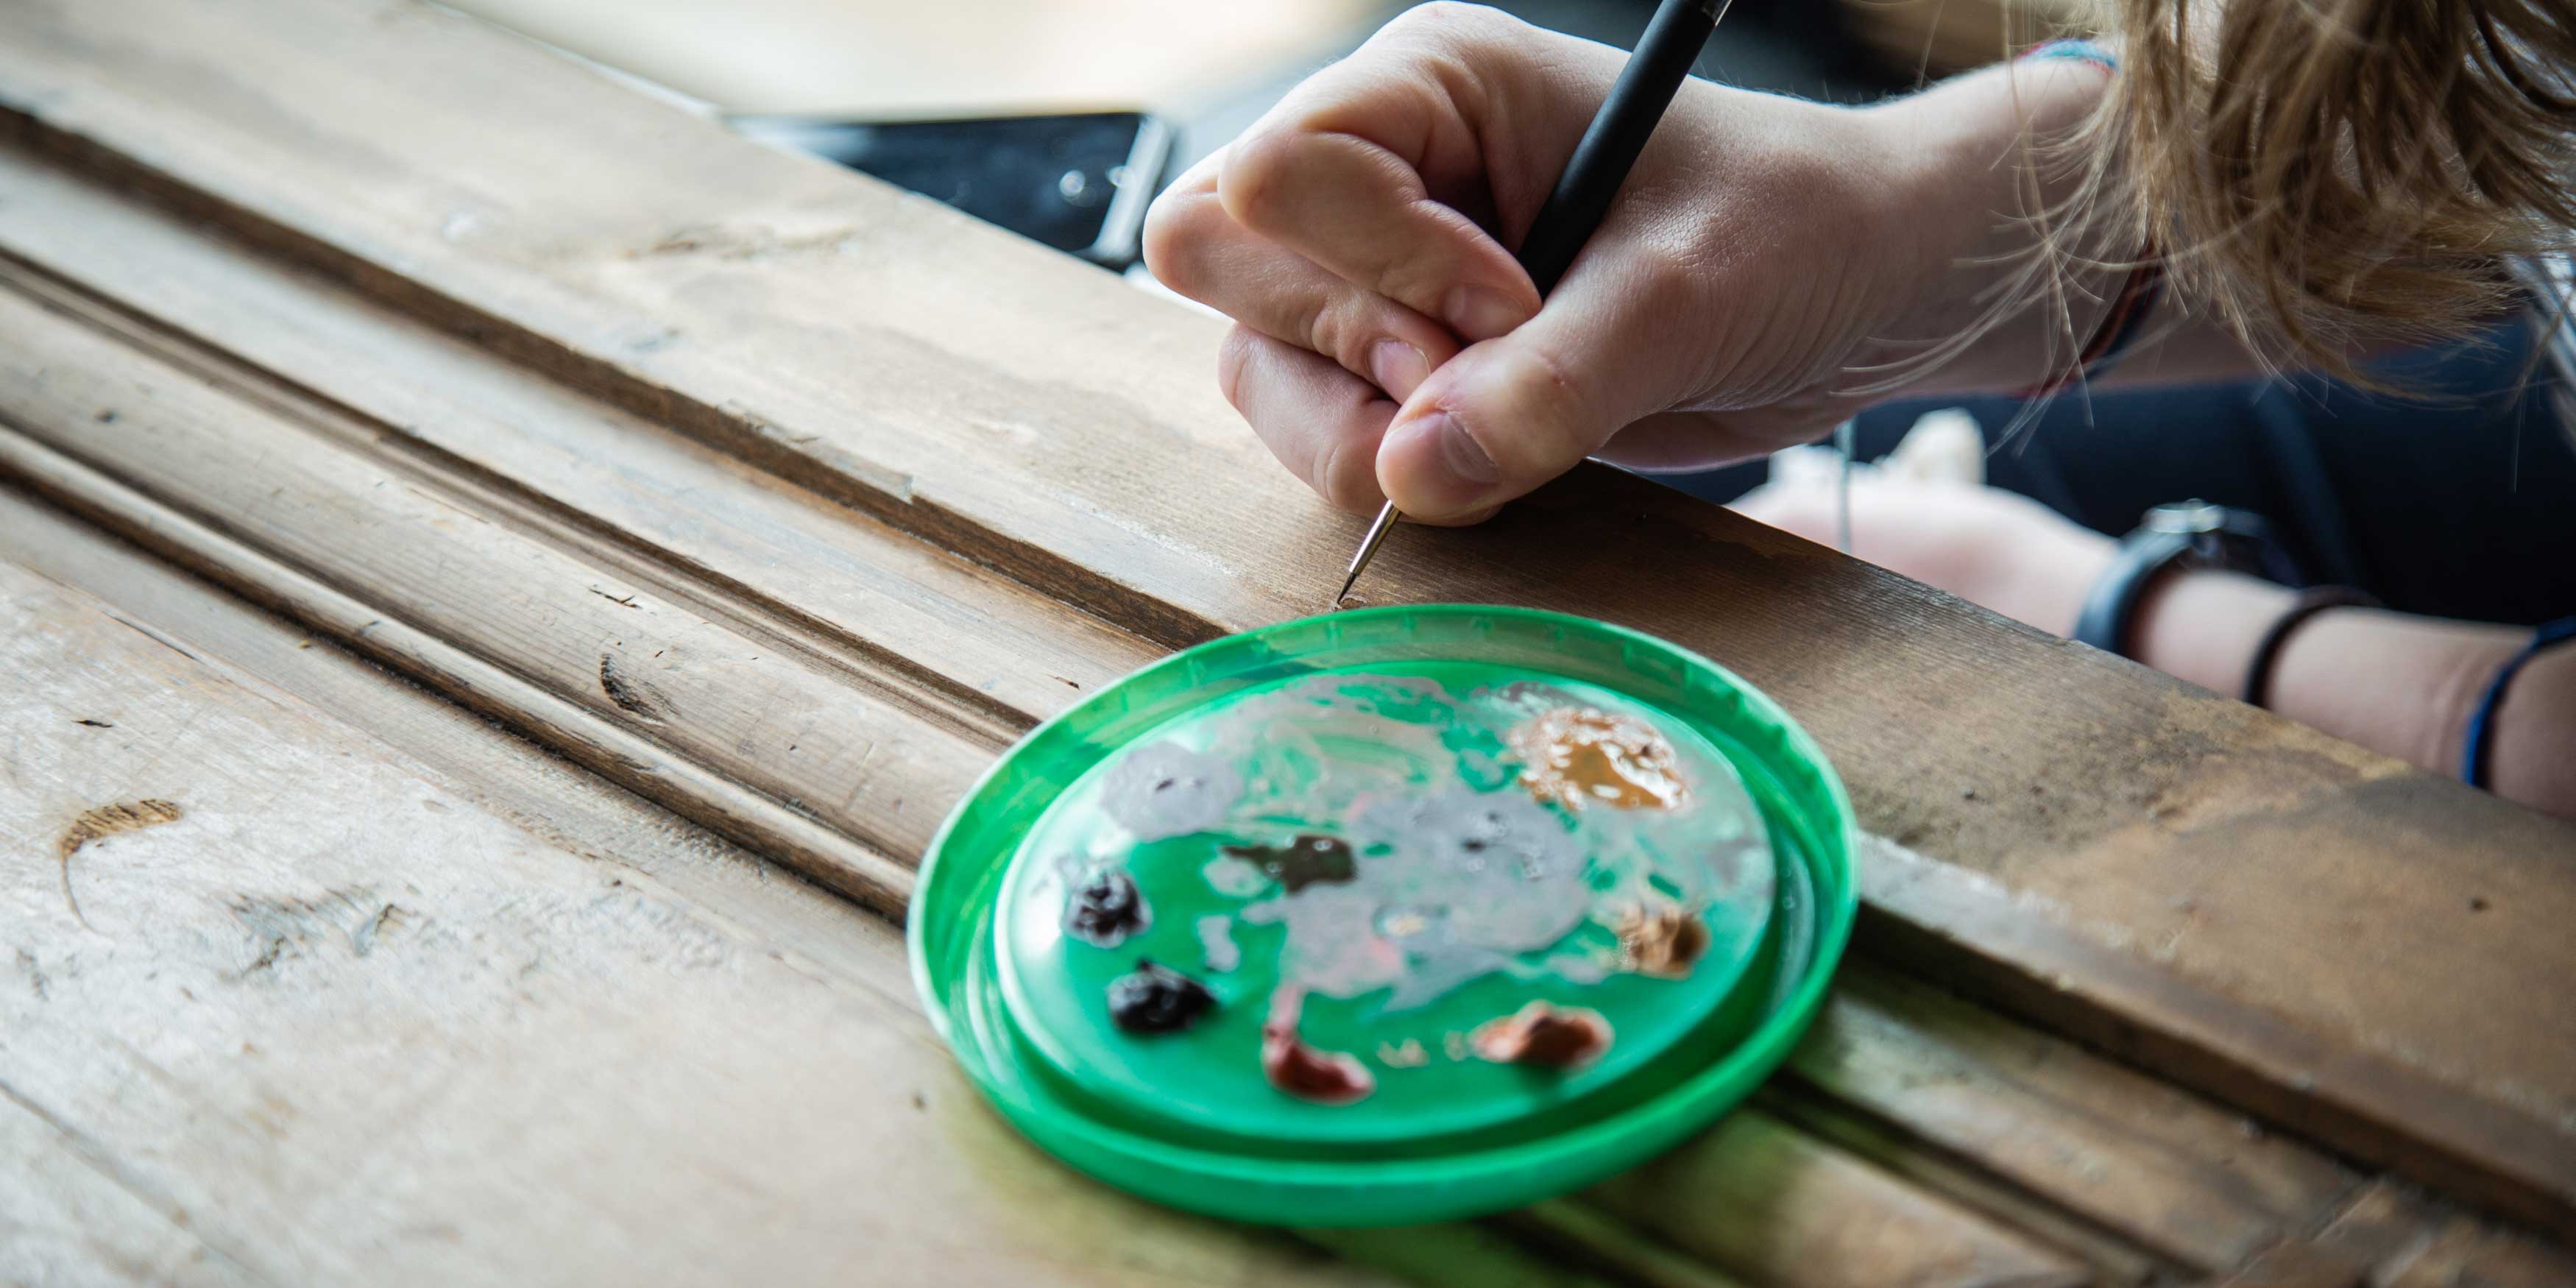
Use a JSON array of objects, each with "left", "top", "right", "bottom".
[{"left": 911, "top": 606, "right": 1853, "bottom": 1227}]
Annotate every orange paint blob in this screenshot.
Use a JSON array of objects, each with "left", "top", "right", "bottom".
[
  {"left": 1507, "top": 707, "right": 1686, "bottom": 811},
  {"left": 1616, "top": 901, "right": 1712, "bottom": 980},
  {"left": 1471, "top": 1002, "right": 1613, "bottom": 1070}
]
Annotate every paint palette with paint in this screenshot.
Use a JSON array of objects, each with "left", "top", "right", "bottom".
[{"left": 912, "top": 606, "right": 1853, "bottom": 1227}]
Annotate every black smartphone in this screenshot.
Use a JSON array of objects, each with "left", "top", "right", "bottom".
[{"left": 728, "top": 111, "right": 1175, "bottom": 271}]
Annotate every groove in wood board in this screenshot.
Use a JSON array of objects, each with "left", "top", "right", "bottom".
[
  {"left": 1500, "top": 1201, "right": 1755, "bottom": 1288},
  {"left": 1849, "top": 835, "right": 2576, "bottom": 1242},
  {"left": 1, "top": 1080, "right": 269, "bottom": 1287},
  {"left": 10, "top": 485, "right": 2569, "bottom": 1286},
  {"left": 0, "top": 142, "right": 1162, "bottom": 728},
  {"left": 0, "top": 259, "right": 1035, "bottom": 754},
  {"left": 1585, "top": 1111, "right": 2091, "bottom": 1288},
  {"left": 1, "top": 0, "right": 2574, "bottom": 1231},
  {"left": 0, "top": 558, "right": 1406, "bottom": 1288},
  {"left": 1295, "top": 1225, "right": 1623, "bottom": 1288},
  {"left": 2308, "top": 1182, "right": 2576, "bottom": 1288},
  {"left": 1749, "top": 1086, "right": 2186, "bottom": 1286},
  {"left": 1777, "top": 963, "right": 2357, "bottom": 1272},
  {"left": 0, "top": 419, "right": 916, "bottom": 918},
  {"left": 0, "top": 283, "right": 985, "bottom": 899}
]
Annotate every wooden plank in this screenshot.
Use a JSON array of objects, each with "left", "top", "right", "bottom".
[
  {"left": 0, "top": 439, "right": 2109, "bottom": 1288},
  {"left": 9, "top": 489, "right": 2565, "bottom": 1286},
  {"left": 2305, "top": 1182, "right": 2576, "bottom": 1288},
  {"left": 1, "top": 0, "right": 2573, "bottom": 1230},
  {"left": 1, "top": 1092, "right": 265, "bottom": 1287},
  {"left": 0, "top": 471, "right": 2030, "bottom": 1288},
  {"left": 0, "top": 106, "right": 2424, "bottom": 1280},
  {"left": 0, "top": 144, "right": 1162, "bottom": 729},
  {"left": 0, "top": 278, "right": 978, "bottom": 913},
  {"left": 1583, "top": 1112, "right": 2089, "bottom": 1288},
  {"left": 1777, "top": 963, "right": 2356, "bottom": 1272},
  {"left": 0, "top": 550, "right": 1406, "bottom": 1288},
  {"left": 444, "top": 0, "right": 1374, "bottom": 117}
]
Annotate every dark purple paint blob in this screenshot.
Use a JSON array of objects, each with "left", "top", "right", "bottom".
[
  {"left": 1220, "top": 834, "right": 1357, "bottom": 892},
  {"left": 1066, "top": 867, "right": 1150, "bottom": 947},
  {"left": 1108, "top": 960, "right": 1217, "bottom": 1034}
]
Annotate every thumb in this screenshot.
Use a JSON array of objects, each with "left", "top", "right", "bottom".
[{"left": 1374, "top": 316, "right": 1653, "bottom": 520}]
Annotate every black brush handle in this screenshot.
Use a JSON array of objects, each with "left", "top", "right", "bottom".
[{"left": 1513, "top": 0, "right": 1724, "bottom": 296}]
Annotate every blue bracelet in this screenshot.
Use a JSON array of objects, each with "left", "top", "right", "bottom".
[
  {"left": 2464, "top": 615, "right": 2576, "bottom": 789},
  {"left": 2022, "top": 38, "right": 2119, "bottom": 73}
]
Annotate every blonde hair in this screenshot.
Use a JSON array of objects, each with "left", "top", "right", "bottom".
[{"left": 2076, "top": 0, "right": 2576, "bottom": 379}]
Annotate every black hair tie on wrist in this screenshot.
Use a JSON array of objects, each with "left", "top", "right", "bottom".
[{"left": 2242, "top": 587, "right": 2379, "bottom": 710}]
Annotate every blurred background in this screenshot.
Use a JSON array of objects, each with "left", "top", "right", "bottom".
[{"left": 443, "top": 0, "right": 2081, "bottom": 271}]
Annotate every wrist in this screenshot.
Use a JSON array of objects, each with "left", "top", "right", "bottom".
[
  {"left": 2128, "top": 568, "right": 2296, "bottom": 695},
  {"left": 2268, "top": 611, "right": 2525, "bottom": 774},
  {"left": 1857, "top": 57, "right": 2125, "bottom": 397}
]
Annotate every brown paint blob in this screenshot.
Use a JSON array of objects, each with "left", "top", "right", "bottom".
[
  {"left": 1220, "top": 834, "right": 1356, "bottom": 892},
  {"left": 1507, "top": 707, "right": 1685, "bottom": 812},
  {"left": 1260, "top": 987, "right": 1374, "bottom": 1105},
  {"left": 1616, "top": 901, "right": 1711, "bottom": 980},
  {"left": 1471, "top": 1002, "right": 1613, "bottom": 1070}
]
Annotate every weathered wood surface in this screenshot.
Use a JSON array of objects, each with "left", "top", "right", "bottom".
[
  {"left": 0, "top": 0, "right": 2572, "bottom": 1276},
  {"left": 9, "top": 492, "right": 2569, "bottom": 1285},
  {"left": 0, "top": 530, "right": 1403, "bottom": 1288},
  {"left": 2, "top": 0, "right": 2571, "bottom": 1232}
]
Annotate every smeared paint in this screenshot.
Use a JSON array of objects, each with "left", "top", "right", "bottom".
[
  {"left": 1616, "top": 900, "right": 1711, "bottom": 979},
  {"left": 1508, "top": 706, "right": 1685, "bottom": 811},
  {"left": 1196, "top": 914, "right": 1242, "bottom": 972},
  {"left": 1219, "top": 835, "right": 1355, "bottom": 891},
  {"left": 1064, "top": 868, "right": 1149, "bottom": 948},
  {"left": 1201, "top": 854, "right": 1270, "bottom": 897},
  {"left": 1376, "top": 1038, "right": 1429, "bottom": 1068},
  {"left": 1471, "top": 1002, "right": 1613, "bottom": 1069},
  {"left": 1108, "top": 960, "right": 1217, "bottom": 1034},
  {"left": 1243, "top": 787, "right": 1590, "bottom": 1009},
  {"left": 1049, "top": 670, "right": 1770, "bottom": 1025},
  {"left": 1101, "top": 742, "right": 1242, "bottom": 841},
  {"left": 1261, "top": 987, "right": 1373, "bottom": 1105}
]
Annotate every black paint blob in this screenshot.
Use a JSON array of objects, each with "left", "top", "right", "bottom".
[
  {"left": 1108, "top": 960, "right": 1217, "bottom": 1034},
  {"left": 1221, "top": 834, "right": 1357, "bottom": 892},
  {"left": 1065, "top": 868, "right": 1149, "bottom": 947}
]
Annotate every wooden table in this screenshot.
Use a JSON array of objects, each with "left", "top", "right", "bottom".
[{"left": 1, "top": 1, "right": 2570, "bottom": 1283}]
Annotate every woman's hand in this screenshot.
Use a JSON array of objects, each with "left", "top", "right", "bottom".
[
  {"left": 1143, "top": 4, "right": 1920, "bottom": 522},
  {"left": 1733, "top": 470, "right": 2117, "bottom": 635}
]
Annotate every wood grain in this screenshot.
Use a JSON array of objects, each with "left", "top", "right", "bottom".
[
  {"left": 0, "top": 551, "right": 1407, "bottom": 1288},
  {"left": 0, "top": 0, "right": 2572, "bottom": 1246},
  {"left": 1776, "top": 963, "right": 2356, "bottom": 1272},
  {"left": 444, "top": 0, "right": 1375, "bottom": 116},
  {"left": 0, "top": 144, "right": 1162, "bottom": 730},
  {"left": 11, "top": 484, "right": 2570, "bottom": 1286},
  {"left": 1585, "top": 1112, "right": 2088, "bottom": 1288},
  {"left": 0, "top": 279, "right": 977, "bottom": 912}
]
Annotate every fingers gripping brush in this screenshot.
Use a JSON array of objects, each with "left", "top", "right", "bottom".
[{"left": 1337, "top": 0, "right": 1733, "bottom": 603}]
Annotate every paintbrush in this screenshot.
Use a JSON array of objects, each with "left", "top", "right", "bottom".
[{"left": 1338, "top": 0, "right": 1733, "bottom": 604}]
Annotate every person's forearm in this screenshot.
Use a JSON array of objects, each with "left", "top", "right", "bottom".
[
  {"left": 1858, "top": 56, "right": 2379, "bottom": 396},
  {"left": 2130, "top": 569, "right": 2572, "bottom": 816},
  {"left": 1857, "top": 56, "right": 2129, "bottom": 397}
]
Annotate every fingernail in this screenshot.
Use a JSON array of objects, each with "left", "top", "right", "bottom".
[
  {"left": 1442, "top": 286, "right": 1529, "bottom": 342},
  {"left": 1385, "top": 411, "right": 1500, "bottom": 515},
  {"left": 1368, "top": 340, "right": 1430, "bottom": 400}
]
